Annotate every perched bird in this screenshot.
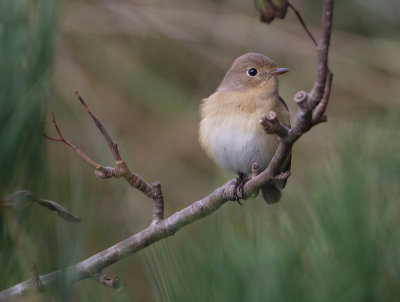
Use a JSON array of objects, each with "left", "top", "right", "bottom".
[{"left": 199, "top": 53, "right": 291, "bottom": 204}]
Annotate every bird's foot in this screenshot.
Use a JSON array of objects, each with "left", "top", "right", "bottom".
[{"left": 233, "top": 173, "right": 249, "bottom": 205}]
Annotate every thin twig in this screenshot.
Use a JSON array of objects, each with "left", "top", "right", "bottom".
[
  {"left": 44, "top": 95, "right": 157, "bottom": 199},
  {"left": 43, "top": 112, "right": 101, "bottom": 170},
  {"left": 5, "top": 190, "right": 81, "bottom": 223},
  {"left": 288, "top": 2, "right": 318, "bottom": 47},
  {"left": 74, "top": 91, "right": 121, "bottom": 162}
]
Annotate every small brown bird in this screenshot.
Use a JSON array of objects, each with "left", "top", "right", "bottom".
[{"left": 199, "top": 53, "right": 291, "bottom": 204}]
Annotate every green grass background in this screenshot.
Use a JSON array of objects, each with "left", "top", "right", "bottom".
[{"left": 1, "top": 0, "right": 399, "bottom": 301}]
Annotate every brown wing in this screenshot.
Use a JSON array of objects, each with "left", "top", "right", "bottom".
[
  {"left": 261, "top": 153, "right": 291, "bottom": 204},
  {"left": 278, "top": 95, "right": 289, "bottom": 111}
]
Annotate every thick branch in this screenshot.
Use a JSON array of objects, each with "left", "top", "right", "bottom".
[
  {"left": 309, "top": 0, "right": 334, "bottom": 104},
  {"left": 312, "top": 70, "right": 333, "bottom": 125},
  {"left": 0, "top": 181, "right": 232, "bottom": 300},
  {"left": 0, "top": 167, "right": 288, "bottom": 300}
]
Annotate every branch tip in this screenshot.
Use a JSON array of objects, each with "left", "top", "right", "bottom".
[
  {"left": 74, "top": 90, "right": 85, "bottom": 106},
  {"left": 260, "top": 111, "right": 289, "bottom": 137},
  {"left": 252, "top": 163, "right": 261, "bottom": 177},
  {"left": 294, "top": 90, "right": 308, "bottom": 104},
  {"left": 267, "top": 111, "right": 277, "bottom": 121}
]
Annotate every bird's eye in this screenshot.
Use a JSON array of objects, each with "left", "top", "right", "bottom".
[{"left": 247, "top": 68, "right": 257, "bottom": 76}]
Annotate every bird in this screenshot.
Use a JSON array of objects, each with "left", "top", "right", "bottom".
[{"left": 199, "top": 53, "right": 291, "bottom": 204}]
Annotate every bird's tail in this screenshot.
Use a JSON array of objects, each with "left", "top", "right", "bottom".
[
  {"left": 261, "top": 182, "right": 282, "bottom": 204},
  {"left": 261, "top": 152, "right": 291, "bottom": 204}
]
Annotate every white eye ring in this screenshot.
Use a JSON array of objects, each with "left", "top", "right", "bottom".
[{"left": 247, "top": 68, "right": 257, "bottom": 76}]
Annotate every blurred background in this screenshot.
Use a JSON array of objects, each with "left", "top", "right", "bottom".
[{"left": 1, "top": 0, "right": 399, "bottom": 301}]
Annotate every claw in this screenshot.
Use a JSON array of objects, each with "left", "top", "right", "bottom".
[
  {"left": 233, "top": 180, "right": 243, "bottom": 205},
  {"left": 233, "top": 173, "right": 248, "bottom": 205}
]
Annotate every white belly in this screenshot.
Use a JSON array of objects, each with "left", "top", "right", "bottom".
[{"left": 200, "top": 114, "right": 278, "bottom": 175}]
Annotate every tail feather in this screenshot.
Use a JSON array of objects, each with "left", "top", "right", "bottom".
[
  {"left": 261, "top": 151, "right": 291, "bottom": 204},
  {"left": 261, "top": 183, "right": 282, "bottom": 204}
]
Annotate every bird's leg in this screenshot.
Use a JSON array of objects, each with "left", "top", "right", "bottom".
[{"left": 233, "top": 173, "right": 248, "bottom": 204}]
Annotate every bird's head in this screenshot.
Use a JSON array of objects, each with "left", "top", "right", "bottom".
[{"left": 217, "top": 53, "right": 289, "bottom": 92}]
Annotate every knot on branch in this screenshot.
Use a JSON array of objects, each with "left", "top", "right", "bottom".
[
  {"left": 151, "top": 182, "right": 164, "bottom": 225},
  {"left": 92, "top": 271, "right": 121, "bottom": 289},
  {"left": 294, "top": 90, "right": 308, "bottom": 106},
  {"left": 248, "top": 163, "right": 261, "bottom": 198},
  {"left": 252, "top": 163, "right": 261, "bottom": 177},
  {"left": 95, "top": 167, "right": 121, "bottom": 179},
  {"left": 312, "top": 114, "right": 328, "bottom": 126},
  {"left": 30, "top": 264, "right": 44, "bottom": 292},
  {"left": 260, "top": 112, "right": 289, "bottom": 137}
]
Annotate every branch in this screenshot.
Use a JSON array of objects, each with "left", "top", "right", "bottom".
[
  {"left": 151, "top": 182, "right": 164, "bottom": 225},
  {"left": 44, "top": 92, "right": 165, "bottom": 214},
  {"left": 309, "top": 0, "right": 334, "bottom": 104},
  {"left": 4, "top": 190, "right": 81, "bottom": 223},
  {"left": 0, "top": 0, "right": 334, "bottom": 299},
  {"left": 288, "top": 2, "right": 318, "bottom": 47},
  {"left": 0, "top": 183, "right": 231, "bottom": 300},
  {"left": 312, "top": 70, "right": 333, "bottom": 125},
  {"left": 260, "top": 111, "right": 289, "bottom": 138}
]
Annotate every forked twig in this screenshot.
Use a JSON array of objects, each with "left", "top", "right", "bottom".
[
  {"left": 44, "top": 93, "right": 166, "bottom": 228},
  {"left": 43, "top": 112, "right": 101, "bottom": 170},
  {"left": 44, "top": 92, "right": 160, "bottom": 201}
]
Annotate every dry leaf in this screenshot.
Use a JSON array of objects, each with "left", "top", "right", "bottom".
[{"left": 255, "top": 0, "right": 289, "bottom": 23}]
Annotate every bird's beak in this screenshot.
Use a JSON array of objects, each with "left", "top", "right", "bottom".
[{"left": 270, "top": 68, "right": 290, "bottom": 76}]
